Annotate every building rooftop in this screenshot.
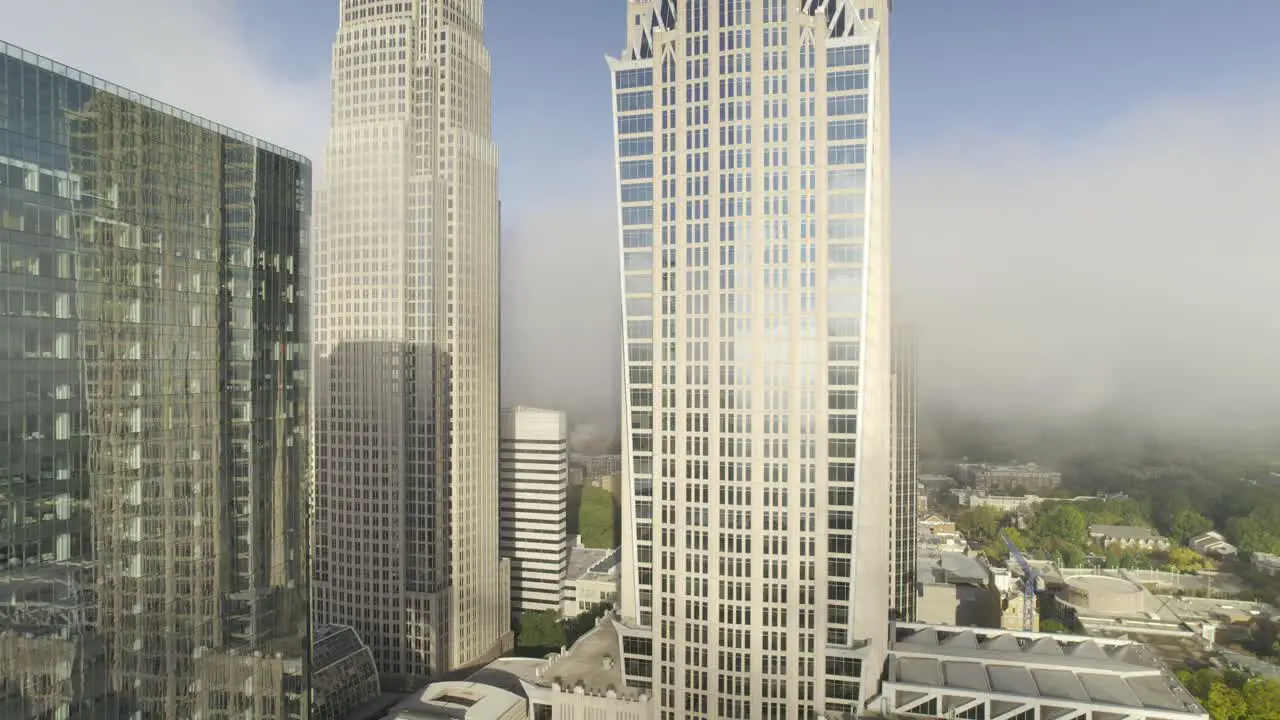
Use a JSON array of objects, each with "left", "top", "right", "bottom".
[
  {"left": 886, "top": 624, "right": 1206, "bottom": 719},
  {"left": 381, "top": 680, "right": 524, "bottom": 720},
  {"left": 566, "top": 546, "right": 616, "bottom": 582},
  {"left": 1089, "top": 525, "right": 1163, "bottom": 540},
  {"left": 538, "top": 618, "right": 641, "bottom": 699},
  {"left": 917, "top": 552, "right": 989, "bottom": 587}
]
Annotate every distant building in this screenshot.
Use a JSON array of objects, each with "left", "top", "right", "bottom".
[
  {"left": 1252, "top": 552, "right": 1280, "bottom": 577},
  {"left": 919, "top": 514, "right": 957, "bottom": 537},
  {"left": 957, "top": 463, "right": 1063, "bottom": 493},
  {"left": 919, "top": 474, "right": 956, "bottom": 490},
  {"left": 500, "top": 407, "right": 572, "bottom": 615},
  {"left": 590, "top": 473, "right": 622, "bottom": 496},
  {"left": 1089, "top": 525, "right": 1171, "bottom": 550},
  {"left": 562, "top": 545, "right": 621, "bottom": 617},
  {"left": 964, "top": 493, "right": 1047, "bottom": 512},
  {"left": 571, "top": 454, "right": 623, "bottom": 481},
  {"left": 1190, "top": 531, "right": 1238, "bottom": 558}
]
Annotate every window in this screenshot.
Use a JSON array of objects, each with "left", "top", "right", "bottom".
[
  {"left": 827, "top": 144, "right": 866, "bottom": 166},
  {"left": 615, "top": 68, "right": 654, "bottom": 89},
  {"left": 616, "top": 90, "right": 653, "bottom": 112},
  {"left": 826, "top": 94, "right": 868, "bottom": 117},
  {"left": 827, "top": 69, "right": 869, "bottom": 92},
  {"left": 621, "top": 183, "right": 654, "bottom": 204},
  {"left": 619, "top": 137, "right": 654, "bottom": 157}
]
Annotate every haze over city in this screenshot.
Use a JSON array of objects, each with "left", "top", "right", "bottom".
[{"left": 7, "top": 0, "right": 1278, "bottom": 446}]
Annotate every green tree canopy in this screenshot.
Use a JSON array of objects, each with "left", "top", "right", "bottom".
[
  {"left": 1208, "top": 682, "right": 1250, "bottom": 720},
  {"left": 1244, "top": 678, "right": 1280, "bottom": 720},
  {"left": 1038, "top": 618, "right": 1070, "bottom": 633},
  {"left": 956, "top": 506, "right": 1005, "bottom": 547},
  {"left": 517, "top": 610, "right": 565, "bottom": 651},
  {"left": 1029, "top": 504, "right": 1089, "bottom": 556},
  {"left": 578, "top": 486, "right": 619, "bottom": 549},
  {"left": 1169, "top": 509, "right": 1214, "bottom": 544}
]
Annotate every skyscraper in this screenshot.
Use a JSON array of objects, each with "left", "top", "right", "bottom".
[
  {"left": 608, "top": 0, "right": 892, "bottom": 716},
  {"left": 499, "top": 406, "right": 570, "bottom": 615},
  {"left": 0, "top": 41, "right": 311, "bottom": 718},
  {"left": 890, "top": 323, "right": 918, "bottom": 622},
  {"left": 311, "top": 0, "right": 511, "bottom": 690}
]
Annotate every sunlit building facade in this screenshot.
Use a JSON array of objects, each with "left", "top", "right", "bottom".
[
  {"left": 311, "top": 0, "right": 511, "bottom": 691},
  {"left": 0, "top": 41, "right": 311, "bottom": 718},
  {"left": 890, "top": 323, "right": 918, "bottom": 622},
  {"left": 608, "top": 0, "right": 893, "bottom": 717}
]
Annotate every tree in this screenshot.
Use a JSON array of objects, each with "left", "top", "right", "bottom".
[
  {"left": 517, "top": 610, "right": 565, "bottom": 650},
  {"left": 1247, "top": 617, "right": 1280, "bottom": 658},
  {"left": 1169, "top": 509, "right": 1214, "bottom": 544},
  {"left": 956, "top": 506, "right": 1005, "bottom": 547},
  {"left": 1179, "top": 668, "right": 1224, "bottom": 701},
  {"left": 1244, "top": 678, "right": 1280, "bottom": 720},
  {"left": 1165, "top": 547, "right": 1209, "bottom": 573},
  {"left": 1038, "top": 618, "right": 1070, "bottom": 633},
  {"left": 1207, "top": 682, "right": 1249, "bottom": 720},
  {"left": 1029, "top": 504, "right": 1089, "bottom": 559},
  {"left": 578, "top": 486, "right": 618, "bottom": 548}
]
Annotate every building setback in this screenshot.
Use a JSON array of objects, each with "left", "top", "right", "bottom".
[
  {"left": 499, "top": 407, "right": 571, "bottom": 615},
  {"left": 0, "top": 41, "right": 311, "bottom": 718},
  {"left": 608, "top": 0, "right": 894, "bottom": 715},
  {"left": 310, "top": 0, "right": 512, "bottom": 690}
]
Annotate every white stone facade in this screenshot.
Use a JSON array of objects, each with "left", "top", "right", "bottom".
[
  {"left": 608, "top": 0, "right": 893, "bottom": 716},
  {"left": 311, "top": 0, "right": 510, "bottom": 687}
]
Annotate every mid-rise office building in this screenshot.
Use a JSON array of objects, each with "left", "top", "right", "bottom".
[
  {"left": 311, "top": 0, "right": 511, "bottom": 689},
  {"left": 0, "top": 41, "right": 311, "bottom": 718},
  {"left": 499, "top": 406, "right": 571, "bottom": 615},
  {"left": 890, "top": 324, "right": 918, "bottom": 621},
  {"left": 608, "top": 0, "right": 893, "bottom": 716}
]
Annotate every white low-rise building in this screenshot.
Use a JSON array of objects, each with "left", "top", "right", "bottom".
[
  {"left": 1089, "top": 525, "right": 1171, "bottom": 550},
  {"left": 561, "top": 545, "right": 620, "bottom": 617},
  {"left": 1190, "top": 531, "right": 1238, "bottom": 558},
  {"left": 1252, "top": 552, "right": 1280, "bottom": 577}
]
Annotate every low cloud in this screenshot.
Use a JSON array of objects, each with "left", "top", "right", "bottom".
[
  {"left": 499, "top": 174, "right": 621, "bottom": 438},
  {"left": 896, "top": 88, "right": 1280, "bottom": 435}
]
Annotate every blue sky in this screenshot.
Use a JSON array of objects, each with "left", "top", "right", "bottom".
[{"left": 239, "top": 0, "right": 1280, "bottom": 214}]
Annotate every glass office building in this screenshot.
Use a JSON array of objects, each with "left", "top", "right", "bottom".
[
  {"left": 608, "top": 0, "right": 893, "bottom": 717},
  {"left": 0, "top": 42, "right": 311, "bottom": 718}
]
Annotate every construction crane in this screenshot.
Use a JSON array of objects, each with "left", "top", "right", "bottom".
[{"left": 1002, "top": 531, "right": 1038, "bottom": 632}]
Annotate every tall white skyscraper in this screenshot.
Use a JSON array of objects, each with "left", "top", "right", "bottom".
[
  {"left": 499, "top": 407, "right": 572, "bottom": 615},
  {"left": 311, "top": 0, "right": 511, "bottom": 689},
  {"left": 608, "top": 0, "right": 893, "bottom": 717}
]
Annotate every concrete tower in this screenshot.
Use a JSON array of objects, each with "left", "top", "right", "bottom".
[
  {"left": 311, "top": 0, "right": 511, "bottom": 690},
  {"left": 607, "top": 0, "right": 893, "bottom": 716},
  {"left": 499, "top": 407, "right": 571, "bottom": 615}
]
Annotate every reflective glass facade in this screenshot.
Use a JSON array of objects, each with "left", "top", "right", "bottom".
[{"left": 0, "top": 42, "right": 311, "bottom": 719}]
